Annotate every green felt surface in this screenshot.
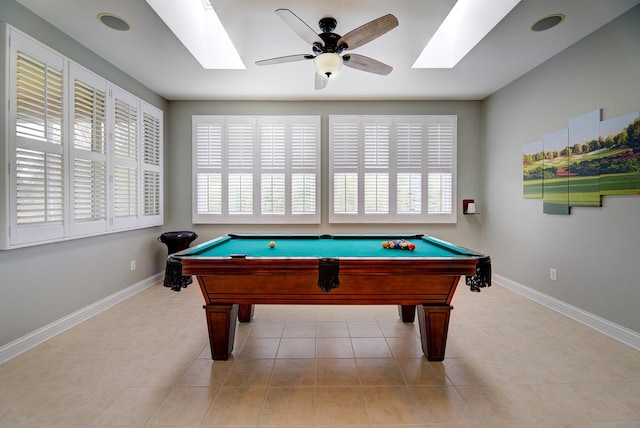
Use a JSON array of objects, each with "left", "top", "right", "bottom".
[{"left": 185, "top": 235, "right": 473, "bottom": 258}]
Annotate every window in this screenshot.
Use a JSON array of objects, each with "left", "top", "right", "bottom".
[
  {"left": 192, "top": 115, "right": 320, "bottom": 224},
  {"left": 329, "top": 115, "right": 457, "bottom": 223},
  {"left": 2, "top": 25, "right": 163, "bottom": 249}
]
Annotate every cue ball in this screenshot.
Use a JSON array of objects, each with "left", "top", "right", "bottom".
[{"left": 269, "top": 241, "right": 276, "bottom": 248}]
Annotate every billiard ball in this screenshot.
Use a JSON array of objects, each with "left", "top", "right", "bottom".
[
  {"left": 382, "top": 241, "right": 389, "bottom": 248},
  {"left": 408, "top": 243, "right": 415, "bottom": 251},
  {"left": 269, "top": 241, "right": 276, "bottom": 248}
]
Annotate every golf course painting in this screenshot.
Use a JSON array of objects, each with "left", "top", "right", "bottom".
[{"left": 523, "top": 108, "right": 640, "bottom": 215}]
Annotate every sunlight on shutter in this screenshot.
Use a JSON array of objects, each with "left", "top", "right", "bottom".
[
  {"left": 291, "top": 123, "right": 317, "bottom": 215},
  {"left": 143, "top": 170, "right": 160, "bottom": 216},
  {"left": 261, "top": 173, "right": 285, "bottom": 214},
  {"left": 291, "top": 174, "right": 316, "bottom": 214},
  {"left": 291, "top": 124, "right": 316, "bottom": 168},
  {"left": 228, "top": 123, "right": 253, "bottom": 168},
  {"left": 364, "top": 173, "right": 389, "bottom": 213},
  {"left": 113, "top": 96, "right": 138, "bottom": 219},
  {"left": 228, "top": 174, "right": 253, "bottom": 214},
  {"left": 364, "top": 123, "right": 389, "bottom": 167},
  {"left": 333, "top": 122, "right": 359, "bottom": 167},
  {"left": 192, "top": 116, "right": 320, "bottom": 223},
  {"left": 16, "top": 52, "right": 63, "bottom": 145},
  {"left": 260, "top": 123, "right": 285, "bottom": 214},
  {"left": 196, "top": 123, "right": 222, "bottom": 168},
  {"left": 196, "top": 173, "right": 222, "bottom": 214},
  {"left": 260, "top": 123, "right": 285, "bottom": 168},
  {"left": 16, "top": 149, "right": 63, "bottom": 224},
  {"left": 195, "top": 122, "right": 223, "bottom": 215},
  {"left": 73, "top": 79, "right": 107, "bottom": 222},
  {"left": 114, "top": 166, "right": 137, "bottom": 217},
  {"left": 334, "top": 173, "right": 358, "bottom": 214},
  {"left": 427, "top": 121, "right": 454, "bottom": 214},
  {"left": 363, "top": 122, "right": 390, "bottom": 213},
  {"left": 114, "top": 99, "right": 138, "bottom": 161},
  {"left": 15, "top": 51, "right": 64, "bottom": 225},
  {"left": 428, "top": 172, "right": 453, "bottom": 213},
  {"left": 332, "top": 122, "right": 358, "bottom": 215},
  {"left": 397, "top": 173, "right": 421, "bottom": 213},
  {"left": 74, "top": 159, "right": 107, "bottom": 221},
  {"left": 142, "top": 111, "right": 161, "bottom": 216},
  {"left": 397, "top": 122, "right": 422, "bottom": 214}
]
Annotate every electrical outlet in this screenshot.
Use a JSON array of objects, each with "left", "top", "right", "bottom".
[
  {"left": 130, "top": 260, "right": 136, "bottom": 271},
  {"left": 550, "top": 268, "right": 557, "bottom": 281}
]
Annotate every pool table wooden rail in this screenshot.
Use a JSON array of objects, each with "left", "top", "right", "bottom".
[{"left": 179, "top": 255, "right": 480, "bottom": 361}]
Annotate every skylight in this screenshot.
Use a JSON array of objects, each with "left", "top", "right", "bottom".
[
  {"left": 412, "top": 0, "right": 522, "bottom": 69},
  {"left": 145, "top": 0, "right": 245, "bottom": 69}
]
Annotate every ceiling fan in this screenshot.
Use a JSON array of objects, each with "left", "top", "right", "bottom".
[{"left": 255, "top": 9, "right": 399, "bottom": 90}]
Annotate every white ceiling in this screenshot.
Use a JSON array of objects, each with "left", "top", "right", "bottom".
[{"left": 16, "top": 0, "right": 640, "bottom": 101}]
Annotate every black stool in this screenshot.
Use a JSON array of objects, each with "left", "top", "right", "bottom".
[{"left": 158, "top": 231, "right": 198, "bottom": 291}]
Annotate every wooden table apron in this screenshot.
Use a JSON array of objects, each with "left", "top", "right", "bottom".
[{"left": 180, "top": 255, "right": 478, "bottom": 361}]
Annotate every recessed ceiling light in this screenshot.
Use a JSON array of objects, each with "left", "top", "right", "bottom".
[
  {"left": 531, "top": 14, "right": 565, "bottom": 32},
  {"left": 97, "top": 13, "right": 131, "bottom": 31}
]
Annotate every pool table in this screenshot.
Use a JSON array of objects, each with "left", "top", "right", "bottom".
[{"left": 173, "top": 234, "right": 490, "bottom": 361}]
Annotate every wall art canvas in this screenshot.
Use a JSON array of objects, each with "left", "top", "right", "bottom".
[
  {"left": 598, "top": 111, "right": 640, "bottom": 195},
  {"left": 542, "top": 128, "right": 570, "bottom": 214},
  {"left": 568, "top": 109, "right": 602, "bottom": 208},
  {"left": 523, "top": 139, "right": 544, "bottom": 199},
  {"left": 523, "top": 107, "right": 640, "bottom": 215}
]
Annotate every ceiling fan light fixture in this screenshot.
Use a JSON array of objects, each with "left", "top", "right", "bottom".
[{"left": 314, "top": 53, "right": 343, "bottom": 78}]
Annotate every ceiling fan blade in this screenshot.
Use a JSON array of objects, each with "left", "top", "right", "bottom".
[
  {"left": 343, "top": 54, "right": 393, "bottom": 75},
  {"left": 338, "top": 14, "right": 398, "bottom": 50},
  {"left": 255, "top": 54, "right": 314, "bottom": 66},
  {"left": 275, "top": 9, "right": 325, "bottom": 47},
  {"left": 315, "top": 72, "right": 328, "bottom": 90}
]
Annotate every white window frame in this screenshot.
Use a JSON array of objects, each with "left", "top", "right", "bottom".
[
  {"left": 329, "top": 115, "right": 457, "bottom": 223},
  {"left": 1, "top": 24, "right": 163, "bottom": 250},
  {"left": 192, "top": 115, "right": 321, "bottom": 224}
]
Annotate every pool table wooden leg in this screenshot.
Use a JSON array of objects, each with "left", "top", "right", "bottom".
[
  {"left": 238, "top": 304, "right": 254, "bottom": 322},
  {"left": 204, "top": 304, "right": 238, "bottom": 360},
  {"left": 417, "top": 304, "right": 452, "bottom": 361},
  {"left": 398, "top": 305, "right": 416, "bottom": 322}
]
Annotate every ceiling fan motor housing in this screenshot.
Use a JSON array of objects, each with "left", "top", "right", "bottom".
[{"left": 317, "top": 17, "right": 347, "bottom": 54}]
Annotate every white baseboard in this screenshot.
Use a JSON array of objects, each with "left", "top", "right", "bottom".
[
  {"left": 494, "top": 273, "right": 640, "bottom": 352},
  {"left": 0, "top": 272, "right": 163, "bottom": 364}
]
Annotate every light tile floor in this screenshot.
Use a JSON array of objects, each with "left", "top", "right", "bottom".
[{"left": 1, "top": 281, "right": 640, "bottom": 427}]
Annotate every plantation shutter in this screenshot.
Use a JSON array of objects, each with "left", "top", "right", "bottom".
[
  {"left": 290, "top": 122, "right": 318, "bottom": 215},
  {"left": 192, "top": 116, "right": 320, "bottom": 224},
  {"left": 69, "top": 65, "right": 108, "bottom": 236},
  {"left": 3, "top": 25, "right": 164, "bottom": 249},
  {"left": 363, "top": 120, "right": 390, "bottom": 214},
  {"left": 141, "top": 102, "right": 163, "bottom": 225},
  {"left": 112, "top": 88, "right": 139, "bottom": 229},
  {"left": 194, "top": 118, "right": 223, "bottom": 218},
  {"left": 260, "top": 121, "right": 286, "bottom": 215},
  {"left": 426, "top": 116, "right": 456, "bottom": 216},
  {"left": 331, "top": 120, "right": 359, "bottom": 214},
  {"left": 396, "top": 120, "right": 423, "bottom": 214},
  {"left": 227, "top": 119, "right": 254, "bottom": 216},
  {"left": 330, "top": 115, "right": 457, "bottom": 223},
  {"left": 11, "top": 42, "right": 65, "bottom": 245}
]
